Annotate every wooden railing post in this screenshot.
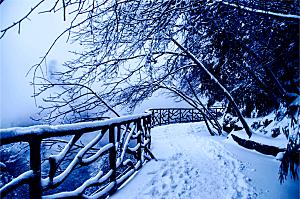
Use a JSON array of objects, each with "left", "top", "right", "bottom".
[
  {"left": 159, "top": 109, "right": 162, "bottom": 126},
  {"left": 191, "top": 109, "right": 194, "bottom": 122},
  {"left": 29, "top": 139, "right": 42, "bottom": 199},
  {"left": 147, "top": 116, "right": 152, "bottom": 148},
  {"left": 151, "top": 109, "right": 155, "bottom": 127},
  {"left": 167, "top": 109, "right": 170, "bottom": 124},
  {"left": 136, "top": 120, "right": 142, "bottom": 169},
  {"left": 179, "top": 109, "right": 182, "bottom": 122},
  {"left": 108, "top": 126, "right": 117, "bottom": 193}
]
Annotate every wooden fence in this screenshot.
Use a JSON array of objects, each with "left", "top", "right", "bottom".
[
  {"left": 150, "top": 107, "right": 224, "bottom": 126},
  {"left": 0, "top": 107, "right": 224, "bottom": 198},
  {"left": 0, "top": 113, "right": 152, "bottom": 198}
]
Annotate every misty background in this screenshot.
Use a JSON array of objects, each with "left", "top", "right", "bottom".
[{"left": 0, "top": 1, "right": 189, "bottom": 128}]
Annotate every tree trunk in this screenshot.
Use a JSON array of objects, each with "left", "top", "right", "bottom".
[{"left": 171, "top": 37, "right": 253, "bottom": 138}]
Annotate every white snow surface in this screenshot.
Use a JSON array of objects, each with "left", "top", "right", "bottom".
[{"left": 111, "top": 122, "right": 299, "bottom": 199}]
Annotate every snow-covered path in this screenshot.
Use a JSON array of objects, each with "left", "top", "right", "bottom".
[
  {"left": 111, "top": 123, "right": 299, "bottom": 199},
  {"left": 112, "top": 123, "right": 255, "bottom": 199}
]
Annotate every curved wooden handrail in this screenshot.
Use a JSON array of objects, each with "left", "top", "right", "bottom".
[{"left": 0, "top": 112, "right": 151, "bottom": 145}]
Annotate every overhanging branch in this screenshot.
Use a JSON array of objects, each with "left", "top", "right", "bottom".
[
  {"left": 170, "top": 36, "right": 253, "bottom": 138},
  {"left": 222, "top": 1, "right": 300, "bottom": 20}
]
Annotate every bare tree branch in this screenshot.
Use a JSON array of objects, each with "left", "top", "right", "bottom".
[{"left": 0, "top": 0, "right": 46, "bottom": 39}]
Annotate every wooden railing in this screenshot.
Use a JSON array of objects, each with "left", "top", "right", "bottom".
[
  {"left": 0, "top": 113, "right": 152, "bottom": 198},
  {"left": 149, "top": 107, "right": 224, "bottom": 127},
  {"left": 0, "top": 107, "right": 224, "bottom": 198}
]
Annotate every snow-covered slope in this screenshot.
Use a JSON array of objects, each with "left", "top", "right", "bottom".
[{"left": 110, "top": 122, "right": 299, "bottom": 199}]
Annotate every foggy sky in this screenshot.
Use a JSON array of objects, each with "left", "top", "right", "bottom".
[
  {"left": 0, "top": 1, "right": 190, "bottom": 128},
  {"left": 0, "top": 1, "right": 71, "bottom": 128}
]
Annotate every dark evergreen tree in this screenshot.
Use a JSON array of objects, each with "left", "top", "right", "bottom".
[{"left": 179, "top": 0, "right": 299, "bottom": 117}]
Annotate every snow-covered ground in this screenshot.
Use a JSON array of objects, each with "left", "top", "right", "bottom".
[{"left": 111, "top": 122, "right": 299, "bottom": 199}]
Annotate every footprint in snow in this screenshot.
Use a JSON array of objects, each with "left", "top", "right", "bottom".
[{"left": 161, "top": 170, "right": 168, "bottom": 177}]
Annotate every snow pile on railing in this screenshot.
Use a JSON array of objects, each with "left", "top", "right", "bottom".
[{"left": 0, "top": 112, "right": 152, "bottom": 144}]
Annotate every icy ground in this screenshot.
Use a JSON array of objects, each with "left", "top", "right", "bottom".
[{"left": 111, "top": 122, "right": 299, "bottom": 199}]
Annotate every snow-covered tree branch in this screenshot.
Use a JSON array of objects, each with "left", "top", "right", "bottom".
[{"left": 1, "top": 0, "right": 299, "bottom": 184}]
